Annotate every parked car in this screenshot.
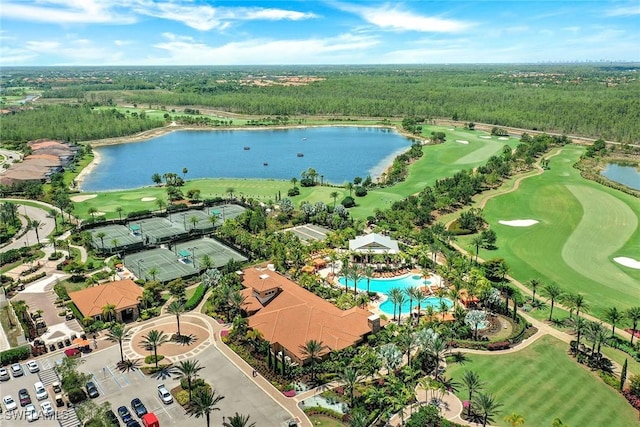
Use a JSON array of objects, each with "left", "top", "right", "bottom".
[
  {"left": 10, "top": 363, "right": 24, "bottom": 377},
  {"left": 52, "top": 381, "right": 62, "bottom": 393},
  {"left": 106, "top": 409, "right": 120, "bottom": 426},
  {"left": 118, "top": 406, "right": 133, "bottom": 424},
  {"left": 86, "top": 381, "right": 99, "bottom": 398},
  {"left": 34, "top": 381, "right": 48, "bottom": 400},
  {"left": 157, "top": 384, "right": 173, "bottom": 404},
  {"left": 18, "top": 388, "right": 32, "bottom": 406},
  {"left": 40, "top": 401, "right": 54, "bottom": 417},
  {"left": 54, "top": 394, "right": 65, "bottom": 407},
  {"left": 26, "top": 360, "right": 39, "bottom": 373},
  {"left": 25, "top": 403, "right": 39, "bottom": 422},
  {"left": 130, "top": 398, "right": 147, "bottom": 417},
  {"left": 127, "top": 421, "right": 141, "bottom": 427},
  {"left": 0, "top": 367, "right": 10, "bottom": 381},
  {"left": 3, "top": 395, "right": 17, "bottom": 411}
]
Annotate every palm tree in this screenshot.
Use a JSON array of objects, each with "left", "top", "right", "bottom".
[
  {"left": 299, "top": 339, "right": 327, "bottom": 383},
  {"left": 330, "top": 191, "right": 338, "bottom": 208},
  {"left": 222, "top": 413, "right": 256, "bottom": 427},
  {"left": 573, "top": 294, "right": 589, "bottom": 318},
  {"left": 387, "top": 287, "right": 403, "bottom": 322},
  {"left": 186, "top": 388, "right": 225, "bottom": 427},
  {"left": 345, "top": 181, "right": 354, "bottom": 196},
  {"left": 101, "top": 303, "right": 117, "bottom": 322},
  {"left": 12, "top": 300, "right": 29, "bottom": 322},
  {"left": 461, "top": 370, "right": 484, "bottom": 417},
  {"left": 428, "top": 337, "right": 449, "bottom": 380},
  {"left": 176, "top": 359, "right": 204, "bottom": 402},
  {"left": 48, "top": 209, "right": 59, "bottom": 232},
  {"left": 105, "top": 323, "right": 132, "bottom": 362},
  {"left": 552, "top": 419, "right": 569, "bottom": 427},
  {"left": 362, "top": 265, "right": 374, "bottom": 294},
  {"left": 626, "top": 307, "right": 640, "bottom": 344},
  {"left": 470, "top": 235, "right": 484, "bottom": 263},
  {"left": 339, "top": 367, "right": 363, "bottom": 409},
  {"left": 87, "top": 207, "right": 98, "bottom": 220},
  {"left": 190, "top": 215, "right": 198, "bottom": 231},
  {"left": 542, "top": 283, "right": 563, "bottom": 321},
  {"left": 140, "top": 329, "right": 169, "bottom": 368},
  {"left": 147, "top": 267, "right": 159, "bottom": 281},
  {"left": 167, "top": 301, "right": 185, "bottom": 337},
  {"left": 350, "top": 267, "right": 362, "bottom": 295},
  {"left": 116, "top": 206, "right": 124, "bottom": 221},
  {"left": 528, "top": 278, "right": 540, "bottom": 304},
  {"left": 226, "top": 187, "right": 235, "bottom": 200},
  {"left": 412, "top": 286, "right": 426, "bottom": 319},
  {"left": 473, "top": 392, "right": 503, "bottom": 427},
  {"left": 95, "top": 231, "right": 107, "bottom": 251},
  {"left": 504, "top": 413, "right": 525, "bottom": 427},
  {"left": 182, "top": 167, "right": 188, "bottom": 180},
  {"left": 573, "top": 317, "right": 586, "bottom": 355},
  {"left": 604, "top": 306, "right": 623, "bottom": 337}
]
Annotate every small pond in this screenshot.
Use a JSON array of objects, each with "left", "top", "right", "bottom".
[{"left": 600, "top": 163, "right": 640, "bottom": 190}]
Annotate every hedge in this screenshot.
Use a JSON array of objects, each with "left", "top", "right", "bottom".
[
  {"left": 184, "top": 283, "right": 206, "bottom": 311},
  {"left": 0, "top": 345, "right": 31, "bottom": 364},
  {"left": 67, "top": 302, "right": 84, "bottom": 325}
]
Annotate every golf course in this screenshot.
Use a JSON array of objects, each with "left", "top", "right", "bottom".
[
  {"left": 447, "top": 335, "right": 639, "bottom": 427},
  {"left": 459, "top": 145, "right": 640, "bottom": 318}
]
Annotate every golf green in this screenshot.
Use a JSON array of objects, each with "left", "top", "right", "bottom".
[
  {"left": 461, "top": 145, "right": 640, "bottom": 318},
  {"left": 446, "top": 335, "right": 638, "bottom": 427}
]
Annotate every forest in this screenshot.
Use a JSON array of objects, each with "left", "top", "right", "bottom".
[{"left": 1, "top": 64, "right": 638, "bottom": 142}]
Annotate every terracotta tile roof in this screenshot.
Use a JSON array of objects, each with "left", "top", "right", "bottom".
[
  {"left": 242, "top": 267, "right": 375, "bottom": 362},
  {"left": 69, "top": 279, "right": 142, "bottom": 318}
]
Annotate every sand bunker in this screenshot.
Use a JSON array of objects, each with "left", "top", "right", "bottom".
[
  {"left": 456, "top": 140, "right": 469, "bottom": 144},
  {"left": 448, "top": 128, "right": 455, "bottom": 131},
  {"left": 498, "top": 137, "right": 509, "bottom": 140},
  {"left": 92, "top": 211, "right": 106, "bottom": 216},
  {"left": 479, "top": 135, "right": 491, "bottom": 139},
  {"left": 499, "top": 219, "right": 539, "bottom": 227},
  {"left": 614, "top": 257, "right": 640, "bottom": 270},
  {"left": 141, "top": 197, "right": 157, "bottom": 202},
  {"left": 70, "top": 194, "right": 97, "bottom": 202}
]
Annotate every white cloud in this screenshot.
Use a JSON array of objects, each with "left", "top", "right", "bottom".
[
  {"left": 148, "top": 32, "right": 379, "bottom": 64},
  {"left": 0, "top": 0, "right": 136, "bottom": 24},
  {"left": 130, "top": 1, "right": 317, "bottom": 31},
  {"left": 604, "top": 4, "right": 640, "bottom": 16},
  {"left": 335, "top": 2, "right": 472, "bottom": 33},
  {"left": 114, "top": 40, "right": 134, "bottom": 46}
]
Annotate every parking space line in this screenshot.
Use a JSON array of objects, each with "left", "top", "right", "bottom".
[{"left": 91, "top": 375, "right": 108, "bottom": 395}]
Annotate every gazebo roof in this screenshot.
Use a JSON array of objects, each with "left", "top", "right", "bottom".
[
  {"left": 348, "top": 233, "right": 399, "bottom": 254},
  {"left": 178, "top": 249, "right": 191, "bottom": 257}
]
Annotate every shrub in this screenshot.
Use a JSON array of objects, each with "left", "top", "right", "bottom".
[
  {"left": 354, "top": 186, "right": 367, "bottom": 197},
  {"left": 0, "top": 345, "right": 31, "bottom": 364},
  {"left": 183, "top": 283, "right": 206, "bottom": 311},
  {"left": 67, "top": 388, "right": 87, "bottom": 404},
  {"left": 623, "top": 389, "right": 640, "bottom": 410},
  {"left": 487, "top": 341, "right": 510, "bottom": 351},
  {"left": 67, "top": 302, "right": 84, "bottom": 325},
  {"left": 180, "top": 377, "right": 206, "bottom": 390},
  {"left": 599, "top": 371, "right": 620, "bottom": 389},
  {"left": 175, "top": 390, "right": 190, "bottom": 406},
  {"left": 145, "top": 355, "right": 165, "bottom": 365},
  {"left": 341, "top": 196, "right": 355, "bottom": 208},
  {"left": 287, "top": 187, "right": 300, "bottom": 197}
]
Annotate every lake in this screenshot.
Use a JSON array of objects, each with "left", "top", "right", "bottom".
[
  {"left": 600, "top": 163, "right": 640, "bottom": 191},
  {"left": 81, "top": 127, "right": 413, "bottom": 191}
]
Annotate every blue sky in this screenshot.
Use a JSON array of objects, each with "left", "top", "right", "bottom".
[{"left": 1, "top": 1, "right": 638, "bottom": 66}]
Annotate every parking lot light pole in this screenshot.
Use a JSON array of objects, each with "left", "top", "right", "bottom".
[{"left": 137, "top": 259, "right": 145, "bottom": 279}]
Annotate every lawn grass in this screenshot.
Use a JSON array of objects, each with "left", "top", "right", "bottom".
[
  {"left": 306, "top": 415, "right": 346, "bottom": 427},
  {"left": 457, "top": 145, "right": 640, "bottom": 319},
  {"left": 446, "top": 335, "right": 638, "bottom": 427}
]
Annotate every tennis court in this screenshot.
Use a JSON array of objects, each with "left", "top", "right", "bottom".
[
  {"left": 130, "top": 217, "right": 188, "bottom": 245},
  {"left": 124, "top": 237, "right": 247, "bottom": 283},
  {"left": 88, "top": 224, "right": 144, "bottom": 254},
  {"left": 208, "top": 204, "right": 246, "bottom": 222},
  {"left": 170, "top": 209, "right": 216, "bottom": 233},
  {"left": 282, "top": 224, "right": 331, "bottom": 244}
]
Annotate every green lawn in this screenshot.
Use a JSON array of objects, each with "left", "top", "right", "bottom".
[
  {"left": 458, "top": 145, "right": 640, "bottom": 318},
  {"left": 446, "top": 335, "right": 638, "bottom": 427}
]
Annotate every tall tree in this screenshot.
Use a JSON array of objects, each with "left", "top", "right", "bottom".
[
  {"left": 473, "top": 392, "right": 503, "bottom": 427},
  {"left": 105, "top": 323, "right": 132, "bottom": 362},
  {"left": 101, "top": 303, "right": 116, "bottom": 322},
  {"left": 461, "top": 370, "right": 484, "bottom": 418},
  {"left": 167, "top": 301, "right": 185, "bottom": 337},
  {"left": 504, "top": 412, "right": 525, "bottom": 427},
  {"left": 140, "top": 329, "right": 169, "bottom": 368},
  {"left": 186, "top": 388, "right": 225, "bottom": 427},
  {"left": 604, "top": 306, "right": 623, "bottom": 337},
  {"left": 542, "top": 283, "right": 563, "bottom": 321},
  {"left": 339, "top": 367, "right": 363, "bottom": 409},
  {"left": 626, "top": 307, "right": 640, "bottom": 345},
  {"left": 222, "top": 413, "right": 256, "bottom": 427},
  {"left": 177, "top": 359, "right": 204, "bottom": 402},
  {"left": 528, "top": 278, "right": 540, "bottom": 304},
  {"left": 299, "top": 340, "right": 327, "bottom": 383}
]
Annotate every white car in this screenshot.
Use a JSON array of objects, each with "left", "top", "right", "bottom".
[
  {"left": 3, "top": 395, "right": 17, "bottom": 411},
  {"left": 25, "top": 403, "right": 39, "bottom": 422},
  {"left": 34, "top": 381, "right": 48, "bottom": 400},
  {"left": 10, "top": 363, "right": 24, "bottom": 377},
  {"left": 157, "top": 384, "right": 173, "bottom": 404},
  {"left": 40, "top": 401, "right": 54, "bottom": 417},
  {"left": 0, "top": 367, "right": 10, "bottom": 381},
  {"left": 26, "top": 360, "right": 39, "bottom": 373}
]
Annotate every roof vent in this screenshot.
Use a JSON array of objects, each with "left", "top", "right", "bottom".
[{"left": 259, "top": 274, "right": 269, "bottom": 280}]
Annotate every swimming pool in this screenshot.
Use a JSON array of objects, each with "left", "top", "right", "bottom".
[{"left": 338, "top": 274, "right": 453, "bottom": 316}]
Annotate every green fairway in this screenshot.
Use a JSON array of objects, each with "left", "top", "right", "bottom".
[
  {"left": 446, "top": 335, "right": 638, "bottom": 427},
  {"left": 459, "top": 145, "right": 640, "bottom": 318}
]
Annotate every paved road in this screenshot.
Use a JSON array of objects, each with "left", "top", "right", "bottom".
[{"left": 1, "top": 200, "right": 57, "bottom": 252}]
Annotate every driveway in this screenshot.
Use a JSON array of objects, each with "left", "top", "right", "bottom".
[{"left": 1, "top": 201, "right": 57, "bottom": 251}]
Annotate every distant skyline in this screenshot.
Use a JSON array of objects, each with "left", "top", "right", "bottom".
[{"left": 1, "top": 1, "right": 639, "bottom": 66}]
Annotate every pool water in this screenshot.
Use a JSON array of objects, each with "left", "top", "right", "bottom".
[{"left": 338, "top": 274, "right": 453, "bottom": 316}]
